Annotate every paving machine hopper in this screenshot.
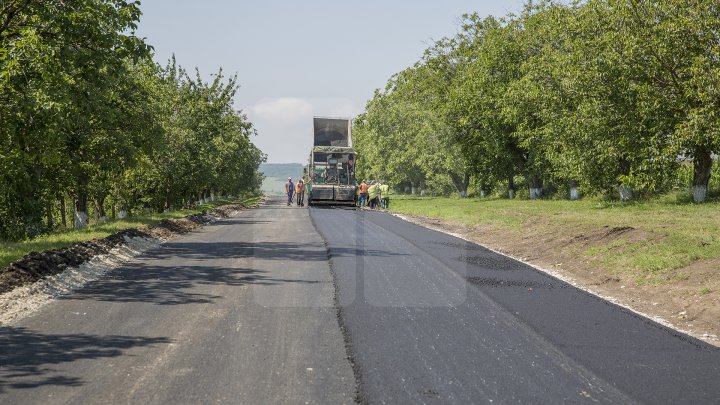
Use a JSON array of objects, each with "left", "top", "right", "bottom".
[{"left": 307, "top": 117, "right": 357, "bottom": 207}]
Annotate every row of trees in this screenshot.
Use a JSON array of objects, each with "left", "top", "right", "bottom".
[
  {"left": 353, "top": 0, "right": 720, "bottom": 202},
  {"left": 0, "top": 1, "right": 265, "bottom": 241}
]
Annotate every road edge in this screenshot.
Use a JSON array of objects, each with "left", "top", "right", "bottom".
[
  {"left": 307, "top": 207, "right": 366, "bottom": 405},
  {"left": 392, "top": 212, "right": 720, "bottom": 349}
]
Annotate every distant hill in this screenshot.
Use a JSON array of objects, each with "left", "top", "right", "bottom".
[{"left": 260, "top": 163, "right": 304, "bottom": 195}]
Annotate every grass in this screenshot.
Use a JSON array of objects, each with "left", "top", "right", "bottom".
[
  {"left": 0, "top": 195, "right": 262, "bottom": 269},
  {"left": 390, "top": 192, "right": 720, "bottom": 285}
]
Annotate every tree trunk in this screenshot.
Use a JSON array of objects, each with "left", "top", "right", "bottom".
[
  {"left": 46, "top": 200, "right": 53, "bottom": 231},
  {"left": 59, "top": 196, "right": 67, "bottom": 228},
  {"left": 449, "top": 173, "right": 470, "bottom": 198},
  {"left": 529, "top": 175, "right": 543, "bottom": 199},
  {"left": 479, "top": 182, "right": 491, "bottom": 198},
  {"left": 693, "top": 147, "right": 712, "bottom": 203},
  {"left": 75, "top": 175, "right": 89, "bottom": 229},
  {"left": 569, "top": 180, "right": 580, "bottom": 200},
  {"left": 165, "top": 175, "right": 174, "bottom": 211},
  {"left": 95, "top": 195, "right": 107, "bottom": 223},
  {"left": 618, "top": 186, "right": 633, "bottom": 201},
  {"left": 508, "top": 176, "right": 516, "bottom": 199},
  {"left": 75, "top": 196, "right": 88, "bottom": 229}
]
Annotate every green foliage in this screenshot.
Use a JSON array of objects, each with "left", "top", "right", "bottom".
[
  {"left": 354, "top": 0, "right": 720, "bottom": 200},
  {"left": 0, "top": 1, "right": 265, "bottom": 241}
]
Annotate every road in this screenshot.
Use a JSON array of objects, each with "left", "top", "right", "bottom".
[
  {"left": 1, "top": 196, "right": 719, "bottom": 404},
  {"left": 0, "top": 197, "right": 355, "bottom": 404},
  {"left": 310, "top": 206, "right": 720, "bottom": 404}
]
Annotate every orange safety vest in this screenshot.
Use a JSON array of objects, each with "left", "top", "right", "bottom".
[
  {"left": 296, "top": 182, "right": 305, "bottom": 192},
  {"left": 360, "top": 183, "right": 369, "bottom": 194}
]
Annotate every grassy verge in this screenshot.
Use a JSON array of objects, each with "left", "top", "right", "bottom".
[
  {"left": 0, "top": 195, "right": 263, "bottom": 269},
  {"left": 390, "top": 193, "right": 720, "bottom": 286}
]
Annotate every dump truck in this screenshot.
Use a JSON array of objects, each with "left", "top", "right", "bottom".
[{"left": 306, "top": 117, "right": 357, "bottom": 207}]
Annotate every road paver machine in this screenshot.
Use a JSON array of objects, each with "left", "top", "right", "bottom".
[{"left": 307, "top": 117, "right": 357, "bottom": 207}]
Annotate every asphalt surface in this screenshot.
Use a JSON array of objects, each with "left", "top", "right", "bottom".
[
  {"left": 310, "top": 206, "right": 720, "bottom": 405},
  {"left": 2, "top": 197, "right": 719, "bottom": 404},
  {"left": 0, "top": 197, "right": 355, "bottom": 404}
]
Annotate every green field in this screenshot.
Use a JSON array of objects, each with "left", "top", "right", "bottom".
[
  {"left": 390, "top": 193, "right": 720, "bottom": 286},
  {"left": 0, "top": 196, "right": 262, "bottom": 269}
]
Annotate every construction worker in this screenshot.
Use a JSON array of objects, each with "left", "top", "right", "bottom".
[
  {"left": 359, "top": 180, "right": 369, "bottom": 208},
  {"left": 368, "top": 181, "right": 379, "bottom": 209},
  {"left": 380, "top": 181, "right": 390, "bottom": 209},
  {"left": 296, "top": 178, "right": 306, "bottom": 206},
  {"left": 285, "top": 177, "right": 294, "bottom": 206}
]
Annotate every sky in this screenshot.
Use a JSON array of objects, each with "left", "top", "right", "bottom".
[{"left": 135, "top": 1, "right": 527, "bottom": 163}]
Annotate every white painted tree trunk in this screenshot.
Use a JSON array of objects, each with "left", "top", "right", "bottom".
[
  {"left": 529, "top": 188, "right": 542, "bottom": 199},
  {"left": 570, "top": 187, "right": 580, "bottom": 200},
  {"left": 420, "top": 189, "right": 426, "bottom": 197},
  {"left": 404, "top": 187, "right": 410, "bottom": 193},
  {"left": 74, "top": 211, "right": 88, "bottom": 229},
  {"left": 118, "top": 209, "right": 128, "bottom": 219},
  {"left": 480, "top": 190, "right": 486, "bottom": 198},
  {"left": 459, "top": 190, "right": 467, "bottom": 198},
  {"left": 508, "top": 189, "right": 515, "bottom": 199},
  {"left": 618, "top": 186, "right": 633, "bottom": 201},
  {"left": 411, "top": 186, "right": 417, "bottom": 195},
  {"left": 693, "top": 185, "right": 708, "bottom": 203}
]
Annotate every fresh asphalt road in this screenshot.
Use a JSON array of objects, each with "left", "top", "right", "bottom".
[
  {"left": 310, "top": 206, "right": 720, "bottom": 405},
  {"left": 1, "top": 197, "right": 719, "bottom": 404},
  {"left": 0, "top": 197, "right": 355, "bottom": 404}
]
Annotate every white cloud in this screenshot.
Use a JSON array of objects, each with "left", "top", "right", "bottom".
[
  {"left": 249, "top": 97, "right": 314, "bottom": 122},
  {"left": 244, "top": 97, "right": 363, "bottom": 163}
]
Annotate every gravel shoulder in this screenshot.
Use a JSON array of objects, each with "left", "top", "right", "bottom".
[{"left": 0, "top": 203, "right": 255, "bottom": 325}]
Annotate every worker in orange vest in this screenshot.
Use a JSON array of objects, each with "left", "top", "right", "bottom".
[
  {"left": 359, "top": 180, "right": 369, "bottom": 208},
  {"left": 296, "top": 178, "right": 306, "bottom": 206}
]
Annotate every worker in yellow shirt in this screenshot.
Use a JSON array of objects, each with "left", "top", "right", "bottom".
[
  {"left": 368, "top": 181, "right": 379, "bottom": 209},
  {"left": 380, "top": 181, "right": 390, "bottom": 209}
]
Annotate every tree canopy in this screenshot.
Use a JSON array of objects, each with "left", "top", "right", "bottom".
[
  {"left": 0, "top": 1, "right": 265, "bottom": 240},
  {"left": 354, "top": 0, "right": 720, "bottom": 202}
]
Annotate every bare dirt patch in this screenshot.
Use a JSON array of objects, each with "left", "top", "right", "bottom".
[{"left": 397, "top": 213, "right": 720, "bottom": 347}]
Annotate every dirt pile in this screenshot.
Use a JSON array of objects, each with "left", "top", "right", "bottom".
[{"left": 0, "top": 205, "right": 243, "bottom": 296}]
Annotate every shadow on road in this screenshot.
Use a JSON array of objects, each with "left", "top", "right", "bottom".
[
  {"left": 59, "top": 263, "right": 327, "bottom": 305},
  {"left": 53, "top": 238, "right": 406, "bottom": 306},
  {"left": 141, "top": 241, "right": 406, "bottom": 262},
  {"left": 0, "top": 326, "right": 169, "bottom": 394}
]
